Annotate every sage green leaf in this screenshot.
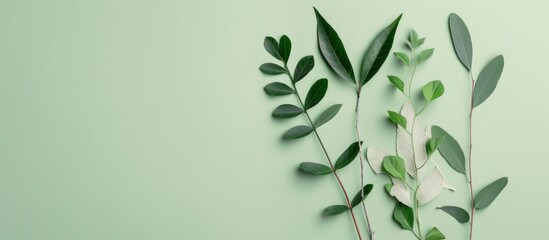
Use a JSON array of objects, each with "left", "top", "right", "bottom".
[
  {"left": 425, "top": 227, "right": 446, "bottom": 240},
  {"left": 299, "top": 162, "right": 332, "bottom": 175},
  {"left": 422, "top": 80, "right": 445, "bottom": 102},
  {"left": 388, "top": 111, "right": 407, "bottom": 129},
  {"left": 314, "top": 104, "right": 342, "bottom": 128},
  {"left": 431, "top": 126, "right": 466, "bottom": 174},
  {"left": 322, "top": 205, "right": 349, "bottom": 216},
  {"left": 334, "top": 141, "right": 362, "bottom": 170},
  {"left": 360, "top": 14, "right": 403, "bottom": 86},
  {"left": 385, "top": 183, "right": 393, "bottom": 194},
  {"left": 313, "top": 8, "right": 355, "bottom": 83},
  {"left": 394, "top": 52, "right": 410, "bottom": 66},
  {"left": 437, "top": 206, "right": 470, "bottom": 223},
  {"left": 272, "top": 104, "right": 303, "bottom": 118},
  {"left": 264, "top": 82, "right": 294, "bottom": 96},
  {"left": 417, "top": 38, "right": 425, "bottom": 47},
  {"left": 473, "top": 55, "right": 504, "bottom": 108},
  {"left": 448, "top": 13, "right": 473, "bottom": 71},
  {"left": 416, "top": 48, "right": 435, "bottom": 65},
  {"left": 259, "top": 63, "right": 286, "bottom": 75},
  {"left": 282, "top": 125, "right": 313, "bottom": 139},
  {"left": 351, "top": 184, "right": 373, "bottom": 207},
  {"left": 475, "top": 177, "right": 508, "bottom": 209},
  {"left": 393, "top": 202, "right": 414, "bottom": 231},
  {"left": 388, "top": 75, "right": 405, "bottom": 93},
  {"left": 294, "top": 56, "right": 315, "bottom": 83},
  {"left": 278, "top": 35, "right": 291, "bottom": 63},
  {"left": 426, "top": 137, "right": 444, "bottom": 158},
  {"left": 409, "top": 29, "right": 419, "bottom": 47},
  {"left": 264, "top": 36, "right": 282, "bottom": 61},
  {"left": 383, "top": 156, "right": 406, "bottom": 181},
  {"left": 304, "top": 78, "right": 328, "bottom": 110}
]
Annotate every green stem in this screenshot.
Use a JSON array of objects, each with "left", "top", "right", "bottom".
[{"left": 468, "top": 73, "right": 476, "bottom": 240}]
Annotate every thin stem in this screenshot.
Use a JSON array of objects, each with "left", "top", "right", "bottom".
[{"left": 468, "top": 73, "right": 475, "bottom": 240}]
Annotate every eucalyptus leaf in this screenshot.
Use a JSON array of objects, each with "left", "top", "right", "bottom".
[
  {"left": 272, "top": 104, "right": 303, "bottom": 118},
  {"left": 431, "top": 126, "right": 466, "bottom": 174},
  {"left": 264, "top": 36, "right": 281, "bottom": 61},
  {"left": 473, "top": 55, "right": 504, "bottom": 108},
  {"left": 282, "top": 125, "right": 313, "bottom": 139},
  {"left": 475, "top": 177, "right": 508, "bottom": 209},
  {"left": 393, "top": 202, "right": 414, "bottom": 231},
  {"left": 383, "top": 156, "right": 406, "bottom": 181},
  {"left": 299, "top": 162, "right": 332, "bottom": 175},
  {"left": 422, "top": 80, "right": 445, "bottom": 102},
  {"left": 304, "top": 78, "right": 328, "bottom": 110},
  {"left": 314, "top": 104, "right": 342, "bottom": 128},
  {"left": 394, "top": 52, "right": 410, "bottom": 66},
  {"left": 388, "top": 111, "right": 407, "bottom": 129},
  {"left": 278, "top": 35, "right": 291, "bottom": 63},
  {"left": 448, "top": 13, "right": 473, "bottom": 71},
  {"left": 388, "top": 75, "right": 405, "bottom": 93},
  {"left": 322, "top": 205, "right": 349, "bottom": 216},
  {"left": 351, "top": 184, "right": 373, "bottom": 208},
  {"left": 259, "top": 63, "right": 287, "bottom": 75},
  {"left": 437, "top": 206, "right": 470, "bottom": 223},
  {"left": 425, "top": 227, "right": 446, "bottom": 240},
  {"left": 264, "top": 82, "right": 294, "bottom": 96},
  {"left": 335, "top": 141, "right": 362, "bottom": 170},
  {"left": 426, "top": 136, "right": 444, "bottom": 157},
  {"left": 294, "top": 56, "right": 315, "bottom": 83},
  {"left": 416, "top": 48, "right": 434, "bottom": 65}
]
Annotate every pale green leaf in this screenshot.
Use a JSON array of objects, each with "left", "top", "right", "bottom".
[
  {"left": 422, "top": 80, "right": 445, "bottom": 102},
  {"left": 425, "top": 227, "right": 445, "bottom": 240},
  {"left": 383, "top": 156, "right": 406, "bottom": 181}
]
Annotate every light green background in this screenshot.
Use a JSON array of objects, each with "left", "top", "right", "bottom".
[{"left": 0, "top": 0, "right": 545, "bottom": 239}]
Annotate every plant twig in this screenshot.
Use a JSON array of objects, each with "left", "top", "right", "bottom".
[{"left": 468, "top": 73, "right": 476, "bottom": 240}]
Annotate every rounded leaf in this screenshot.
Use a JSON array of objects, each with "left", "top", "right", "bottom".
[
  {"left": 294, "top": 56, "right": 315, "bottom": 82},
  {"left": 393, "top": 202, "right": 414, "bottom": 231},
  {"left": 383, "top": 156, "right": 406, "bottom": 181},
  {"left": 388, "top": 75, "right": 405, "bottom": 93},
  {"left": 422, "top": 80, "right": 445, "bottom": 102},
  {"left": 264, "top": 36, "right": 281, "bottom": 61},
  {"left": 425, "top": 227, "right": 446, "bottom": 240}
]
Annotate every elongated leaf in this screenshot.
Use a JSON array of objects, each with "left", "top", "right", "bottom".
[
  {"left": 383, "top": 156, "right": 406, "bottom": 181},
  {"left": 425, "top": 227, "right": 446, "bottom": 240},
  {"left": 475, "top": 177, "right": 508, "bottom": 209},
  {"left": 282, "top": 125, "right": 313, "bottom": 139},
  {"left": 304, "top": 78, "right": 328, "bottom": 110},
  {"left": 473, "top": 55, "right": 504, "bottom": 108},
  {"left": 396, "top": 103, "right": 429, "bottom": 178},
  {"left": 294, "top": 56, "right": 315, "bottom": 83},
  {"left": 259, "top": 63, "right": 286, "bottom": 75},
  {"left": 422, "top": 80, "right": 445, "bottom": 102},
  {"left": 313, "top": 104, "right": 341, "bottom": 128},
  {"left": 351, "top": 184, "right": 373, "bottom": 207},
  {"left": 388, "top": 75, "right": 405, "bottom": 93},
  {"left": 299, "top": 162, "right": 332, "bottom": 175},
  {"left": 322, "top": 205, "right": 349, "bottom": 216},
  {"left": 360, "top": 14, "right": 403, "bottom": 86},
  {"left": 272, "top": 104, "right": 303, "bottom": 118},
  {"left": 394, "top": 52, "right": 410, "bottom": 66},
  {"left": 410, "top": 29, "right": 419, "bottom": 47},
  {"left": 416, "top": 48, "right": 434, "bottom": 65},
  {"left": 264, "top": 36, "right": 281, "bottom": 61},
  {"left": 264, "top": 82, "right": 294, "bottom": 96},
  {"left": 314, "top": 8, "right": 355, "bottom": 83},
  {"left": 448, "top": 13, "right": 473, "bottom": 71},
  {"left": 426, "top": 137, "right": 444, "bottom": 157},
  {"left": 393, "top": 202, "right": 414, "bottom": 231},
  {"left": 279, "top": 35, "right": 291, "bottom": 63},
  {"left": 437, "top": 206, "right": 470, "bottom": 223},
  {"left": 431, "top": 126, "right": 466, "bottom": 174},
  {"left": 388, "top": 111, "right": 407, "bottom": 129},
  {"left": 335, "top": 141, "right": 362, "bottom": 170}
]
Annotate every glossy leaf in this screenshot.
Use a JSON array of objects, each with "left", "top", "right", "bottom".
[
  {"left": 394, "top": 52, "right": 410, "bottom": 66},
  {"left": 473, "top": 55, "right": 504, "bottom": 108},
  {"left": 304, "top": 78, "right": 328, "bottom": 110},
  {"left": 294, "top": 56, "right": 315, "bottom": 83},
  {"left": 278, "top": 35, "right": 291, "bottom": 63},
  {"left": 426, "top": 137, "right": 444, "bottom": 157},
  {"left": 388, "top": 75, "right": 405, "bottom": 93},
  {"left": 431, "top": 126, "right": 466, "bottom": 174},
  {"left": 272, "top": 104, "right": 303, "bottom": 118},
  {"left": 425, "top": 227, "right": 446, "bottom": 240},
  {"left": 313, "top": 8, "right": 355, "bottom": 83},
  {"left": 259, "top": 63, "right": 286, "bottom": 75},
  {"left": 334, "top": 141, "right": 362, "bottom": 170},
  {"left": 416, "top": 48, "right": 434, "bottom": 65},
  {"left": 282, "top": 125, "right": 313, "bottom": 139},
  {"left": 299, "top": 162, "right": 332, "bottom": 175},
  {"left": 263, "top": 82, "right": 294, "bottom": 96},
  {"left": 322, "top": 205, "right": 349, "bottom": 216},
  {"left": 475, "top": 177, "right": 508, "bottom": 209},
  {"left": 388, "top": 111, "right": 407, "bottom": 129},
  {"left": 360, "top": 14, "right": 403, "bottom": 86},
  {"left": 383, "top": 156, "right": 406, "bottom": 181},
  {"left": 437, "top": 206, "right": 470, "bottom": 223},
  {"left": 351, "top": 184, "right": 373, "bottom": 208},
  {"left": 422, "top": 80, "right": 445, "bottom": 102},
  {"left": 393, "top": 202, "right": 414, "bottom": 231},
  {"left": 313, "top": 104, "right": 341, "bottom": 128},
  {"left": 264, "top": 36, "right": 281, "bottom": 61},
  {"left": 448, "top": 13, "right": 473, "bottom": 71}
]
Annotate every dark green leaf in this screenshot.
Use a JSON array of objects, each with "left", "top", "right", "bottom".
[
  {"left": 264, "top": 36, "right": 282, "bottom": 61},
  {"left": 322, "top": 205, "right": 349, "bottom": 216},
  {"left": 304, "top": 78, "right": 328, "bottom": 110},
  {"left": 388, "top": 75, "right": 405, "bottom": 93},
  {"left": 279, "top": 35, "right": 291, "bottom": 63},
  {"left": 416, "top": 48, "right": 434, "bottom": 65},
  {"left": 360, "top": 14, "right": 403, "bottom": 86},
  {"left": 394, "top": 52, "right": 410, "bottom": 66},
  {"left": 437, "top": 206, "right": 470, "bottom": 223},
  {"left": 259, "top": 63, "right": 286, "bottom": 75},
  {"left": 431, "top": 126, "right": 466, "bottom": 174},
  {"left": 313, "top": 104, "right": 342, "bottom": 128},
  {"left": 350, "top": 184, "right": 373, "bottom": 207},
  {"left": 334, "top": 141, "right": 362, "bottom": 170},
  {"left": 387, "top": 111, "right": 407, "bottom": 129},
  {"left": 473, "top": 55, "right": 504, "bottom": 108},
  {"left": 299, "top": 162, "right": 332, "bottom": 175},
  {"left": 294, "top": 56, "right": 315, "bottom": 83},
  {"left": 425, "top": 227, "right": 445, "bottom": 240},
  {"left": 448, "top": 13, "right": 473, "bottom": 71},
  {"left": 313, "top": 8, "right": 355, "bottom": 83},
  {"left": 426, "top": 137, "right": 444, "bottom": 158},
  {"left": 272, "top": 104, "right": 303, "bottom": 118},
  {"left": 475, "top": 177, "right": 508, "bottom": 209},
  {"left": 383, "top": 156, "right": 406, "bottom": 181},
  {"left": 422, "top": 80, "right": 445, "bottom": 102},
  {"left": 263, "top": 82, "right": 294, "bottom": 96},
  {"left": 393, "top": 202, "right": 414, "bottom": 231},
  {"left": 282, "top": 125, "right": 313, "bottom": 139}
]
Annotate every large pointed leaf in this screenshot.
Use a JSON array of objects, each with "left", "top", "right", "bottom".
[
  {"left": 416, "top": 167, "right": 453, "bottom": 205},
  {"left": 322, "top": 205, "right": 349, "bottom": 216},
  {"left": 473, "top": 55, "right": 504, "bottom": 108},
  {"left": 425, "top": 227, "right": 446, "bottom": 240},
  {"left": 264, "top": 36, "right": 282, "bottom": 61},
  {"left": 360, "top": 14, "right": 403, "bottom": 86},
  {"left": 431, "top": 126, "right": 466, "bottom": 175},
  {"left": 335, "top": 141, "right": 362, "bottom": 170},
  {"left": 313, "top": 8, "right": 355, "bottom": 83},
  {"left": 475, "top": 177, "right": 508, "bottom": 209},
  {"left": 437, "top": 206, "right": 470, "bottom": 223},
  {"left": 448, "top": 13, "right": 473, "bottom": 71},
  {"left": 351, "top": 184, "right": 373, "bottom": 207},
  {"left": 294, "top": 56, "right": 315, "bottom": 83},
  {"left": 259, "top": 63, "right": 286, "bottom": 75},
  {"left": 314, "top": 104, "right": 341, "bottom": 128},
  {"left": 278, "top": 35, "right": 291, "bottom": 63},
  {"left": 304, "top": 78, "right": 328, "bottom": 110},
  {"left": 272, "top": 104, "right": 303, "bottom": 118},
  {"left": 282, "top": 125, "right": 313, "bottom": 139},
  {"left": 393, "top": 202, "right": 414, "bottom": 231},
  {"left": 383, "top": 156, "right": 406, "bottom": 181},
  {"left": 264, "top": 82, "right": 294, "bottom": 96},
  {"left": 299, "top": 162, "right": 332, "bottom": 175}
]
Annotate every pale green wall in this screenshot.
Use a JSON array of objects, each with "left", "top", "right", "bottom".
[{"left": 0, "top": 0, "right": 545, "bottom": 239}]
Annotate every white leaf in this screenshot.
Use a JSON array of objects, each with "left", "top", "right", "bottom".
[
  {"left": 396, "top": 103, "right": 429, "bottom": 178},
  {"left": 417, "top": 166, "right": 454, "bottom": 205},
  {"left": 390, "top": 177, "right": 412, "bottom": 207},
  {"left": 366, "top": 147, "right": 389, "bottom": 174}
]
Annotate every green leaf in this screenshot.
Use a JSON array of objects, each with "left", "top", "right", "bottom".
[
  {"left": 313, "top": 8, "right": 355, "bottom": 83},
  {"left": 393, "top": 202, "right": 414, "bottom": 231},
  {"left": 385, "top": 183, "right": 393, "bottom": 194},
  {"left": 437, "top": 206, "right": 470, "bottom": 223},
  {"left": 416, "top": 48, "right": 434, "bottom": 65},
  {"left": 259, "top": 63, "right": 286, "bottom": 75},
  {"left": 263, "top": 82, "right": 294, "bottom": 96},
  {"left": 383, "top": 156, "right": 406, "bottom": 181},
  {"left": 475, "top": 177, "right": 508, "bottom": 209},
  {"left": 360, "top": 14, "right": 403, "bottom": 86},
  {"left": 282, "top": 125, "right": 313, "bottom": 139},
  {"left": 304, "top": 78, "right": 328, "bottom": 110},
  {"left": 334, "top": 141, "right": 362, "bottom": 170},
  {"left": 264, "top": 36, "right": 282, "bottom": 61},
  {"left": 426, "top": 137, "right": 444, "bottom": 158},
  {"left": 322, "top": 205, "right": 349, "bottom": 216},
  {"left": 409, "top": 29, "right": 419, "bottom": 47},
  {"left": 272, "top": 104, "right": 303, "bottom": 118},
  {"left": 394, "top": 52, "right": 410, "bottom": 66},
  {"left": 314, "top": 104, "right": 342, "bottom": 128},
  {"left": 278, "top": 35, "right": 291, "bottom": 63},
  {"left": 448, "top": 13, "right": 473, "bottom": 71},
  {"left": 473, "top": 55, "right": 504, "bottom": 108},
  {"left": 425, "top": 227, "right": 446, "bottom": 240},
  {"left": 387, "top": 111, "right": 407, "bottom": 129},
  {"left": 351, "top": 184, "right": 374, "bottom": 207},
  {"left": 422, "top": 80, "right": 445, "bottom": 102},
  {"left": 388, "top": 75, "right": 405, "bottom": 93},
  {"left": 431, "top": 126, "right": 466, "bottom": 174},
  {"left": 294, "top": 56, "right": 315, "bottom": 83},
  {"left": 299, "top": 162, "right": 332, "bottom": 175},
  {"left": 417, "top": 38, "right": 425, "bottom": 47}
]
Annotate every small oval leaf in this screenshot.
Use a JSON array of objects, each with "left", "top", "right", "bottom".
[
  {"left": 448, "top": 13, "right": 473, "bottom": 71},
  {"left": 294, "top": 56, "right": 315, "bottom": 83},
  {"left": 426, "top": 137, "right": 444, "bottom": 158},
  {"left": 388, "top": 111, "right": 407, "bottom": 129},
  {"left": 431, "top": 126, "right": 466, "bottom": 175},
  {"left": 313, "top": 104, "right": 342, "bottom": 128},
  {"left": 425, "top": 227, "right": 446, "bottom": 240},
  {"left": 475, "top": 177, "right": 508, "bottom": 209},
  {"left": 282, "top": 125, "right": 313, "bottom": 139},
  {"left": 437, "top": 206, "right": 470, "bottom": 223},
  {"left": 263, "top": 82, "right": 294, "bottom": 96},
  {"left": 393, "top": 202, "right": 414, "bottom": 231},
  {"left": 388, "top": 75, "right": 405, "bottom": 93},
  {"left": 259, "top": 63, "right": 286, "bottom": 75},
  {"left": 299, "top": 162, "right": 332, "bottom": 175},
  {"left": 272, "top": 104, "right": 303, "bottom": 118},
  {"left": 473, "top": 55, "right": 504, "bottom": 108},
  {"left": 416, "top": 48, "right": 434, "bottom": 65},
  {"left": 322, "top": 205, "right": 349, "bottom": 216},
  {"left": 422, "top": 80, "right": 445, "bottom": 102},
  {"left": 394, "top": 52, "right": 410, "bottom": 66},
  {"left": 278, "top": 35, "right": 291, "bottom": 63},
  {"left": 383, "top": 156, "right": 406, "bottom": 181},
  {"left": 351, "top": 184, "right": 373, "bottom": 208},
  {"left": 304, "top": 78, "right": 328, "bottom": 110},
  {"left": 334, "top": 141, "right": 362, "bottom": 170},
  {"left": 264, "top": 36, "right": 282, "bottom": 61}
]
